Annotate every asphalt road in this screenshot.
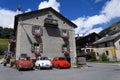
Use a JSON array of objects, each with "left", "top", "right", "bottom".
[{"left": 0, "top": 63, "right": 120, "bottom": 80}]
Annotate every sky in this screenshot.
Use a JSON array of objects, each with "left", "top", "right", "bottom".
[{"left": 0, "top": 0, "right": 120, "bottom": 36}]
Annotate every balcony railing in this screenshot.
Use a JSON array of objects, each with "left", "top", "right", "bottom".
[{"left": 44, "top": 18, "right": 58, "bottom": 27}]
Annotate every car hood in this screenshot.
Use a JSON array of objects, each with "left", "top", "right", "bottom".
[{"left": 38, "top": 60, "right": 51, "bottom": 64}]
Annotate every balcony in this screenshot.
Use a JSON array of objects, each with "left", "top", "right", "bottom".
[{"left": 44, "top": 18, "right": 58, "bottom": 27}]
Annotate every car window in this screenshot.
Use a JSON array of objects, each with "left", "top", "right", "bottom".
[
  {"left": 40, "top": 57, "right": 49, "bottom": 60},
  {"left": 20, "top": 57, "right": 27, "bottom": 60},
  {"left": 58, "top": 57, "right": 65, "bottom": 60}
]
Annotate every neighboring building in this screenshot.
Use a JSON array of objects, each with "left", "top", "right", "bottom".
[
  {"left": 14, "top": 7, "right": 77, "bottom": 65},
  {"left": 93, "top": 32, "right": 120, "bottom": 61},
  {"left": 76, "top": 32, "right": 101, "bottom": 58}
]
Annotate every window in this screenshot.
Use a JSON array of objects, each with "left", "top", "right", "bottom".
[
  {"left": 119, "top": 41, "right": 120, "bottom": 46},
  {"left": 106, "top": 51, "right": 109, "bottom": 55},
  {"left": 34, "top": 43, "right": 39, "bottom": 52},
  {"left": 31, "top": 43, "right": 43, "bottom": 53},
  {"left": 61, "top": 29, "right": 69, "bottom": 36},
  {"left": 62, "top": 44, "right": 70, "bottom": 57},
  {"left": 97, "top": 52, "right": 99, "bottom": 56},
  {"left": 32, "top": 25, "right": 43, "bottom": 38},
  {"left": 60, "top": 29, "right": 69, "bottom": 40},
  {"left": 34, "top": 27, "right": 39, "bottom": 33}
]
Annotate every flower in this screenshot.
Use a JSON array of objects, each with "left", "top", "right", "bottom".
[
  {"left": 34, "top": 32, "right": 41, "bottom": 38},
  {"left": 34, "top": 51, "right": 41, "bottom": 57},
  {"left": 62, "top": 36, "right": 69, "bottom": 40}
]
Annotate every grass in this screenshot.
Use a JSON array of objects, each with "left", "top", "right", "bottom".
[
  {"left": 0, "top": 55, "right": 3, "bottom": 59},
  {"left": 0, "top": 39, "right": 8, "bottom": 56},
  {"left": 0, "top": 39, "right": 8, "bottom": 49}
]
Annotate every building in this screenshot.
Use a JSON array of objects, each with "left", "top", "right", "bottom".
[
  {"left": 14, "top": 7, "right": 77, "bottom": 64},
  {"left": 76, "top": 32, "right": 101, "bottom": 58},
  {"left": 93, "top": 32, "right": 120, "bottom": 61}
]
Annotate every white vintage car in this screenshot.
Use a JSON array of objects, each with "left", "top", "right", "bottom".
[{"left": 35, "top": 56, "right": 52, "bottom": 69}]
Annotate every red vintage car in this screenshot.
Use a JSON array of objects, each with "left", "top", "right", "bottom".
[
  {"left": 16, "top": 57, "right": 33, "bottom": 71},
  {"left": 52, "top": 56, "right": 71, "bottom": 69}
]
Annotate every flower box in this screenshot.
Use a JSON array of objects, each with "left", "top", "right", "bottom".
[
  {"left": 34, "top": 32, "right": 42, "bottom": 38},
  {"left": 62, "top": 36, "right": 69, "bottom": 40},
  {"left": 34, "top": 51, "right": 41, "bottom": 57}
]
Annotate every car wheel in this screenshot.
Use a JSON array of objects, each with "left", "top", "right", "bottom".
[
  {"left": 18, "top": 67, "right": 21, "bottom": 71},
  {"left": 50, "top": 67, "right": 52, "bottom": 69},
  {"left": 38, "top": 65, "right": 41, "bottom": 70},
  {"left": 58, "top": 65, "right": 61, "bottom": 69},
  {"left": 35, "top": 65, "right": 37, "bottom": 69}
]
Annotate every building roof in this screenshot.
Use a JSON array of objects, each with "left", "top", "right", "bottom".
[
  {"left": 14, "top": 7, "right": 77, "bottom": 33},
  {"left": 93, "top": 32, "right": 120, "bottom": 44},
  {"left": 76, "top": 32, "right": 101, "bottom": 47}
]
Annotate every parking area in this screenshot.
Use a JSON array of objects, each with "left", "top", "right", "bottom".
[{"left": 1, "top": 63, "right": 120, "bottom": 80}]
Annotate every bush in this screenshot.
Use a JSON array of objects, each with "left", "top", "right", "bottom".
[
  {"left": 90, "top": 52, "right": 97, "bottom": 61},
  {"left": 101, "top": 53, "right": 109, "bottom": 61},
  {"left": 0, "top": 48, "right": 4, "bottom": 55}
]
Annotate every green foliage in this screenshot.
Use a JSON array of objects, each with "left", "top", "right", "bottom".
[
  {"left": 101, "top": 53, "right": 109, "bottom": 62},
  {"left": 0, "top": 39, "right": 8, "bottom": 55},
  {"left": 0, "top": 48, "right": 4, "bottom": 55},
  {"left": 90, "top": 52, "right": 97, "bottom": 61},
  {"left": 0, "top": 26, "right": 14, "bottom": 38},
  {"left": 0, "top": 55, "right": 3, "bottom": 59}
]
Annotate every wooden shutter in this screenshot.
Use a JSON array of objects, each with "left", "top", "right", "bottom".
[
  {"left": 39, "top": 26, "right": 43, "bottom": 36},
  {"left": 32, "top": 26, "right": 35, "bottom": 34},
  {"left": 39, "top": 43, "right": 43, "bottom": 53},
  {"left": 31, "top": 43, "right": 34, "bottom": 52}
]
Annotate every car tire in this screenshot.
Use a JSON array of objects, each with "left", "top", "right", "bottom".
[
  {"left": 50, "top": 67, "right": 52, "bottom": 69},
  {"left": 38, "top": 65, "right": 41, "bottom": 70},
  {"left": 58, "top": 65, "right": 61, "bottom": 69},
  {"left": 18, "top": 67, "right": 21, "bottom": 71},
  {"left": 35, "top": 65, "right": 37, "bottom": 69}
]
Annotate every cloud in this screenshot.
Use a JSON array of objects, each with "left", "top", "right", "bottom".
[
  {"left": 38, "top": 0, "right": 60, "bottom": 12},
  {"left": 73, "top": 0, "right": 120, "bottom": 36},
  {"left": 95, "top": 0, "right": 102, "bottom": 3},
  {"left": 25, "top": 8, "right": 32, "bottom": 13},
  {"left": 101, "top": 0, "right": 120, "bottom": 20},
  {"left": 0, "top": 8, "right": 17, "bottom": 28},
  {"left": 85, "top": 27, "right": 103, "bottom": 36}
]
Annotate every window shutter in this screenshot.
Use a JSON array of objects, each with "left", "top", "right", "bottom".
[
  {"left": 39, "top": 43, "right": 43, "bottom": 53},
  {"left": 67, "top": 30, "right": 69, "bottom": 37},
  {"left": 39, "top": 26, "right": 43, "bottom": 36},
  {"left": 31, "top": 43, "right": 34, "bottom": 52},
  {"left": 32, "top": 26, "right": 35, "bottom": 34},
  {"left": 60, "top": 29, "right": 63, "bottom": 37}
]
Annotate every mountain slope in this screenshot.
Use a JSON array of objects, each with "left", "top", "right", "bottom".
[{"left": 99, "top": 20, "right": 120, "bottom": 37}]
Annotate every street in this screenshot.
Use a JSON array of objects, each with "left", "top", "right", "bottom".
[{"left": 0, "top": 63, "right": 120, "bottom": 80}]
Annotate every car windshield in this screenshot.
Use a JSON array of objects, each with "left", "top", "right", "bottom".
[
  {"left": 59, "top": 57, "right": 66, "bottom": 60},
  {"left": 40, "top": 57, "right": 49, "bottom": 60},
  {"left": 20, "top": 57, "right": 27, "bottom": 60}
]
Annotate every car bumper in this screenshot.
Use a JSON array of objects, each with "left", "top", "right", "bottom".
[{"left": 40, "top": 64, "right": 52, "bottom": 68}]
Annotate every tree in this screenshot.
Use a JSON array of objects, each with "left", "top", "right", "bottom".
[
  {"left": 0, "top": 26, "right": 3, "bottom": 37},
  {"left": 0, "top": 27, "right": 14, "bottom": 38}
]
